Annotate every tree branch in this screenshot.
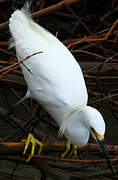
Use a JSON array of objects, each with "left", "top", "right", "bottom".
[{"left": 0, "top": 0, "right": 85, "bottom": 32}]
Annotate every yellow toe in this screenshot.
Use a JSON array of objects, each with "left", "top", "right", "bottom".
[
  {"left": 61, "top": 140, "right": 70, "bottom": 158},
  {"left": 68, "top": 144, "right": 77, "bottom": 158},
  {"left": 23, "top": 133, "right": 33, "bottom": 156},
  {"left": 23, "top": 133, "right": 43, "bottom": 162}
]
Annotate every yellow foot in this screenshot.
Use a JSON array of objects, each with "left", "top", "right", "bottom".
[
  {"left": 61, "top": 140, "right": 77, "bottom": 158},
  {"left": 61, "top": 140, "right": 70, "bottom": 158},
  {"left": 68, "top": 144, "right": 77, "bottom": 158},
  {"left": 23, "top": 133, "right": 43, "bottom": 162}
]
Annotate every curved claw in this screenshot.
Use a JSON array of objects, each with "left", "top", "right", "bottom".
[{"left": 23, "top": 133, "right": 43, "bottom": 162}]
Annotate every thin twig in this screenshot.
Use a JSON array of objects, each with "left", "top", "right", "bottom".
[
  {"left": 0, "top": 0, "right": 85, "bottom": 32},
  {"left": 0, "top": 51, "right": 43, "bottom": 79},
  {"left": 67, "top": 18, "right": 118, "bottom": 48}
]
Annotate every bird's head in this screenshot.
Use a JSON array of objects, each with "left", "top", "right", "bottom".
[
  {"left": 83, "top": 106, "right": 113, "bottom": 173},
  {"left": 59, "top": 105, "right": 113, "bottom": 172}
]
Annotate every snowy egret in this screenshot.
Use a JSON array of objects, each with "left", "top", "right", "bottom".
[{"left": 9, "top": 3, "right": 113, "bottom": 172}]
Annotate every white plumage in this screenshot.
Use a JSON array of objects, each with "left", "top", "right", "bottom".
[
  {"left": 59, "top": 106, "right": 105, "bottom": 145},
  {"left": 9, "top": 7, "right": 88, "bottom": 126},
  {"left": 8, "top": 5, "right": 103, "bottom": 145},
  {"left": 9, "top": 4, "right": 113, "bottom": 171}
]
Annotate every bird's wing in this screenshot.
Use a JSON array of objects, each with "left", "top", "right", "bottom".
[{"left": 9, "top": 7, "right": 88, "bottom": 122}]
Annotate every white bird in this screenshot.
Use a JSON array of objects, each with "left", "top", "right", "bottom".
[{"left": 9, "top": 4, "right": 113, "bottom": 171}]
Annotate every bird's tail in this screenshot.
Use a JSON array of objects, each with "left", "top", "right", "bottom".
[{"left": 9, "top": 2, "right": 31, "bottom": 48}]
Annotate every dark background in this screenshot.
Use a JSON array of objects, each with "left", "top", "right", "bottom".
[{"left": 0, "top": 0, "right": 118, "bottom": 179}]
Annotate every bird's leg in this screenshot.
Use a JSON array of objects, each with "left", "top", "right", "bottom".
[
  {"left": 67, "top": 144, "right": 77, "bottom": 158},
  {"left": 23, "top": 133, "right": 43, "bottom": 162},
  {"left": 61, "top": 140, "right": 71, "bottom": 158}
]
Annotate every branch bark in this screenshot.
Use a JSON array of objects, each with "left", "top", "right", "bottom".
[
  {"left": 67, "top": 18, "right": 118, "bottom": 48},
  {"left": 0, "top": 141, "right": 118, "bottom": 156},
  {"left": 0, "top": 0, "right": 85, "bottom": 32}
]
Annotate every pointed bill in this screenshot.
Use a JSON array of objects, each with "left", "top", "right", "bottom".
[{"left": 97, "top": 139, "right": 113, "bottom": 173}]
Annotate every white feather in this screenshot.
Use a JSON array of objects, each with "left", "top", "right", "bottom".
[
  {"left": 9, "top": 7, "right": 88, "bottom": 125},
  {"left": 58, "top": 107, "right": 82, "bottom": 137},
  {"left": 9, "top": 6, "right": 113, "bottom": 170},
  {"left": 9, "top": 4, "right": 106, "bottom": 147}
]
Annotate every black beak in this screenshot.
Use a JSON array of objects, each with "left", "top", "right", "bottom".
[{"left": 97, "top": 139, "right": 113, "bottom": 173}]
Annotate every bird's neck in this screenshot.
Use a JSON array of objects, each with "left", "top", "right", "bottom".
[
  {"left": 45, "top": 104, "right": 87, "bottom": 126},
  {"left": 58, "top": 105, "right": 90, "bottom": 145},
  {"left": 60, "top": 105, "right": 88, "bottom": 125}
]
